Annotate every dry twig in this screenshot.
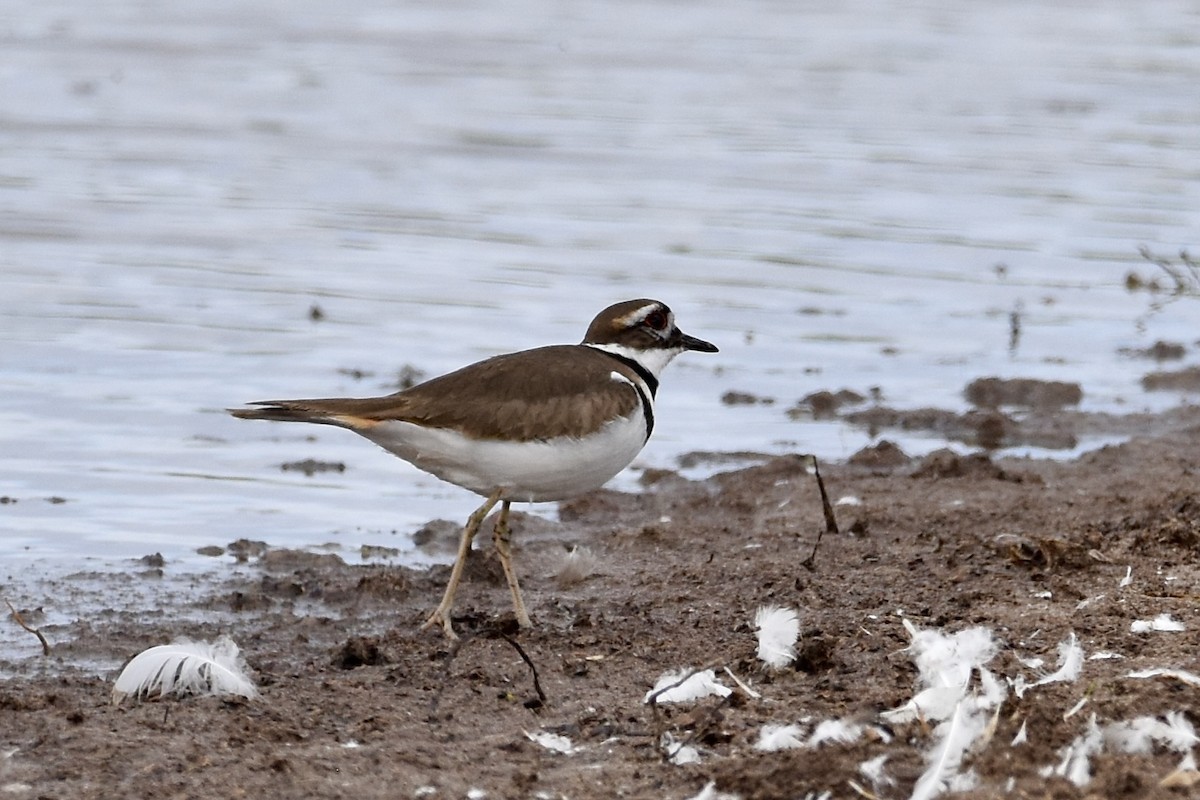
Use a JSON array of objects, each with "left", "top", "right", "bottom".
[
  {"left": 6, "top": 599, "right": 50, "bottom": 655},
  {"left": 803, "top": 455, "right": 840, "bottom": 569}
]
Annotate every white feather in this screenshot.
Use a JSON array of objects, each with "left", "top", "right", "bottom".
[
  {"left": 881, "top": 686, "right": 963, "bottom": 724},
  {"left": 884, "top": 624, "right": 1001, "bottom": 723},
  {"left": 910, "top": 698, "right": 985, "bottom": 800},
  {"left": 755, "top": 723, "right": 806, "bottom": 751},
  {"left": 554, "top": 545, "right": 598, "bottom": 586},
  {"left": 977, "top": 667, "right": 1007, "bottom": 708},
  {"left": 905, "top": 622, "right": 998, "bottom": 691},
  {"left": 858, "top": 753, "right": 893, "bottom": 788},
  {"left": 1127, "top": 667, "right": 1200, "bottom": 687},
  {"left": 807, "top": 718, "right": 866, "bottom": 747},
  {"left": 1106, "top": 712, "right": 1199, "bottom": 754},
  {"left": 1030, "top": 632, "right": 1084, "bottom": 688},
  {"left": 1162, "top": 712, "right": 1200, "bottom": 752},
  {"left": 662, "top": 733, "right": 702, "bottom": 765},
  {"left": 525, "top": 730, "right": 577, "bottom": 755},
  {"left": 644, "top": 668, "right": 731, "bottom": 704},
  {"left": 1131, "top": 613, "right": 1185, "bottom": 633},
  {"left": 1011, "top": 721, "right": 1029, "bottom": 746},
  {"left": 1105, "top": 718, "right": 1159, "bottom": 754},
  {"left": 112, "top": 635, "right": 257, "bottom": 704},
  {"left": 754, "top": 606, "right": 800, "bottom": 669},
  {"left": 1052, "top": 714, "right": 1103, "bottom": 788},
  {"left": 1063, "top": 697, "right": 1089, "bottom": 719},
  {"left": 684, "top": 781, "right": 740, "bottom": 800}
]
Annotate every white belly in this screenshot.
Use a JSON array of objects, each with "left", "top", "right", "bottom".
[{"left": 362, "top": 411, "right": 649, "bottom": 503}]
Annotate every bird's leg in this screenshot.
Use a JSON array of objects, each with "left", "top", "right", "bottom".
[
  {"left": 491, "top": 500, "right": 532, "bottom": 629},
  {"left": 421, "top": 488, "right": 504, "bottom": 639}
]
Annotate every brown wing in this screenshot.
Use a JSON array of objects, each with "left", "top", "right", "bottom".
[{"left": 231, "top": 345, "right": 643, "bottom": 441}]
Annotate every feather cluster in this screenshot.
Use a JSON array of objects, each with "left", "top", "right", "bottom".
[
  {"left": 112, "top": 635, "right": 258, "bottom": 704},
  {"left": 883, "top": 621, "right": 1005, "bottom": 800},
  {"left": 881, "top": 621, "right": 1000, "bottom": 725},
  {"left": 1047, "top": 712, "right": 1198, "bottom": 787}
]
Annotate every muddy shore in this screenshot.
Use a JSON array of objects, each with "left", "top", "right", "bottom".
[{"left": 3, "top": 401, "right": 1200, "bottom": 799}]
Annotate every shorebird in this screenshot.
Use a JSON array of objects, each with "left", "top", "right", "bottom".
[{"left": 231, "top": 299, "right": 718, "bottom": 637}]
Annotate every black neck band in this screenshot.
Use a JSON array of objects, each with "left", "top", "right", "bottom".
[{"left": 595, "top": 350, "right": 659, "bottom": 398}]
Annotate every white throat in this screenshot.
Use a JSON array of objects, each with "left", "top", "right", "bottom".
[{"left": 585, "top": 342, "right": 681, "bottom": 379}]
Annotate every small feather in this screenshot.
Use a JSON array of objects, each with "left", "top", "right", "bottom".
[
  {"left": 525, "top": 730, "right": 577, "bottom": 755},
  {"left": 554, "top": 545, "right": 597, "bottom": 586},
  {"left": 1131, "top": 613, "right": 1186, "bottom": 632},
  {"left": 1031, "top": 632, "right": 1084, "bottom": 688},
  {"left": 662, "top": 733, "right": 702, "bottom": 765},
  {"left": 910, "top": 699, "right": 985, "bottom": 800},
  {"left": 112, "top": 635, "right": 257, "bottom": 704},
  {"left": 644, "top": 668, "right": 731, "bottom": 704},
  {"left": 881, "top": 685, "right": 963, "bottom": 724},
  {"left": 807, "top": 718, "right": 866, "bottom": 747},
  {"left": 684, "top": 781, "right": 741, "bottom": 800},
  {"left": 754, "top": 606, "right": 800, "bottom": 669},
  {"left": 1052, "top": 714, "right": 1103, "bottom": 788},
  {"left": 1106, "top": 712, "right": 1199, "bottom": 754},
  {"left": 858, "top": 753, "right": 893, "bottom": 788},
  {"left": 1063, "top": 697, "right": 1089, "bottom": 719},
  {"left": 755, "top": 723, "right": 805, "bottom": 752},
  {"left": 1128, "top": 667, "right": 1200, "bottom": 687}
]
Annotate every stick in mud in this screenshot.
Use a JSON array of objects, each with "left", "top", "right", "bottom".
[
  {"left": 6, "top": 599, "right": 50, "bottom": 656},
  {"left": 802, "top": 455, "right": 839, "bottom": 570}
]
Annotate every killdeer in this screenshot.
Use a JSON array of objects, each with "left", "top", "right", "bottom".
[{"left": 231, "top": 299, "right": 718, "bottom": 637}]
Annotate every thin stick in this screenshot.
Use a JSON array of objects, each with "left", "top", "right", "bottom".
[
  {"left": 802, "top": 455, "right": 839, "bottom": 570},
  {"left": 499, "top": 632, "right": 546, "bottom": 705},
  {"left": 429, "top": 628, "right": 548, "bottom": 717},
  {"left": 5, "top": 599, "right": 50, "bottom": 655}
]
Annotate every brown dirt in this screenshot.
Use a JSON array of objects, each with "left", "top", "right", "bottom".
[{"left": 4, "top": 406, "right": 1200, "bottom": 799}]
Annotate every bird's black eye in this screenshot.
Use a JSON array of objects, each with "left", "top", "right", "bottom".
[{"left": 643, "top": 309, "right": 668, "bottom": 330}]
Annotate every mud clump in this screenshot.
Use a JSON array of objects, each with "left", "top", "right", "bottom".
[
  {"left": 964, "top": 376, "right": 1083, "bottom": 410},
  {"left": 1141, "top": 365, "right": 1200, "bottom": 392}
]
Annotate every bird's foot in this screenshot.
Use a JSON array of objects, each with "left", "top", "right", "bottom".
[{"left": 420, "top": 608, "right": 459, "bottom": 640}]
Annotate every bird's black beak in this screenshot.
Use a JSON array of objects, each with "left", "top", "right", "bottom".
[{"left": 677, "top": 330, "right": 719, "bottom": 353}]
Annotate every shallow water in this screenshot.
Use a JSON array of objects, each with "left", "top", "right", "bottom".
[{"left": 3, "top": 0, "right": 1199, "bottom": 582}]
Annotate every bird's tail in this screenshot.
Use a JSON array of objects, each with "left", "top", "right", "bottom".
[{"left": 229, "top": 402, "right": 350, "bottom": 427}]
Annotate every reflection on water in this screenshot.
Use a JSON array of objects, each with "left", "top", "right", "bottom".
[{"left": 2, "top": 0, "right": 1198, "bottom": 571}]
